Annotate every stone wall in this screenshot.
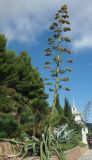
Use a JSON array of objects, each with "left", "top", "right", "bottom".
[
  {"left": 0, "top": 142, "right": 19, "bottom": 155},
  {"left": 0, "top": 142, "right": 88, "bottom": 160},
  {"left": 0, "top": 156, "right": 59, "bottom": 160},
  {"left": 65, "top": 147, "right": 81, "bottom": 160}
]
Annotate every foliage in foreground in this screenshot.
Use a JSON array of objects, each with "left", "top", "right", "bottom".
[
  {"left": 0, "top": 126, "right": 65, "bottom": 160},
  {"left": 21, "top": 126, "right": 65, "bottom": 160}
]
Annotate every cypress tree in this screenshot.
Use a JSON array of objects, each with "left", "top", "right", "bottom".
[{"left": 64, "top": 97, "right": 72, "bottom": 120}]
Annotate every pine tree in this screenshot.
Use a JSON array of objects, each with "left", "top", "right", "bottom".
[
  {"left": 54, "top": 93, "right": 63, "bottom": 113},
  {"left": 44, "top": 5, "right": 73, "bottom": 110},
  {"left": 0, "top": 36, "right": 47, "bottom": 100},
  {"left": 0, "top": 34, "right": 49, "bottom": 138}
]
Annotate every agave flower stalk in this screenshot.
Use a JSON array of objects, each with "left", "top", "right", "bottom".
[{"left": 44, "top": 5, "right": 73, "bottom": 110}]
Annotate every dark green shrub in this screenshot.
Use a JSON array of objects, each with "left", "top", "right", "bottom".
[
  {"left": 0, "top": 113, "right": 19, "bottom": 138},
  {"left": 61, "top": 143, "right": 75, "bottom": 151},
  {"left": 0, "top": 95, "right": 13, "bottom": 113},
  {"left": 71, "top": 136, "right": 80, "bottom": 146},
  {"left": 0, "top": 132, "right": 7, "bottom": 138}
]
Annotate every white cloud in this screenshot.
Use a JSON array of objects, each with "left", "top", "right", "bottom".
[
  {"left": 61, "top": 0, "right": 92, "bottom": 49},
  {"left": 0, "top": 0, "right": 63, "bottom": 44},
  {"left": 0, "top": 0, "right": 92, "bottom": 49},
  {"left": 73, "top": 37, "right": 92, "bottom": 49}
]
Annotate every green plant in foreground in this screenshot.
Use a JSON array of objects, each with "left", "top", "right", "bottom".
[
  {"left": 0, "top": 126, "right": 65, "bottom": 160},
  {"left": 21, "top": 126, "right": 65, "bottom": 160},
  {"left": 40, "top": 126, "right": 65, "bottom": 160},
  {"left": 54, "top": 124, "right": 74, "bottom": 143}
]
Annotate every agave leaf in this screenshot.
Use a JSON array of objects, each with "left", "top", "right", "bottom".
[
  {"left": 40, "top": 141, "right": 47, "bottom": 160},
  {"left": 32, "top": 136, "right": 39, "bottom": 142},
  {"left": 52, "top": 139, "right": 65, "bottom": 160},
  {"left": 33, "top": 142, "right": 36, "bottom": 156}
]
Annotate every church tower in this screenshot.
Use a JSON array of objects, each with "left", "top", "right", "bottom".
[
  {"left": 71, "top": 99, "right": 88, "bottom": 144},
  {"left": 71, "top": 99, "right": 82, "bottom": 123}
]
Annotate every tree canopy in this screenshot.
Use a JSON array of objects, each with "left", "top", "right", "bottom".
[{"left": 0, "top": 34, "right": 48, "bottom": 138}]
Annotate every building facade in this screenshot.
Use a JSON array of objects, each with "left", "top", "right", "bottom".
[{"left": 71, "top": 99, "right": 88, "bottom": 144}]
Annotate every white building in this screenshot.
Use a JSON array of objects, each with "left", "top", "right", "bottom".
[
  {"left": 82, "top": 127, "right": 88, "bottom": 144},
  {"left": 71, "top": 99, "right": 82, "bottom": 123},
  {"left": 71, "top": 99, "right": 88, "bottom": 144}
]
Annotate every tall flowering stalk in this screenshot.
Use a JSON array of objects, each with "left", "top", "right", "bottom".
[{"left": 44, "top": 5, "right": 73, "bottom": 110}]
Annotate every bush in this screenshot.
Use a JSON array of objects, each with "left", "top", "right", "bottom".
[
  {"left": 61, "top": 143, "right": 75, "bottom": 151},
  {"left": 0, "top": 132, "right": 7, "bottom": 138},
  {"left": 78, "top": 141, "right": 85, "bottom": 147},
  {"left": 0, "top": 113, "right": 19, "bottom": 138},
  {"left": 0, "top": 95, "right": 13, "bottom": 113},
  {"left": 71, "top": 136, "right": 80, "bottom": 146}
]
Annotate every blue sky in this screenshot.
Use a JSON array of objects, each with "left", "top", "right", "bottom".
[{"left": 0, "top": 0, "right": 92, "bottom": 122}]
